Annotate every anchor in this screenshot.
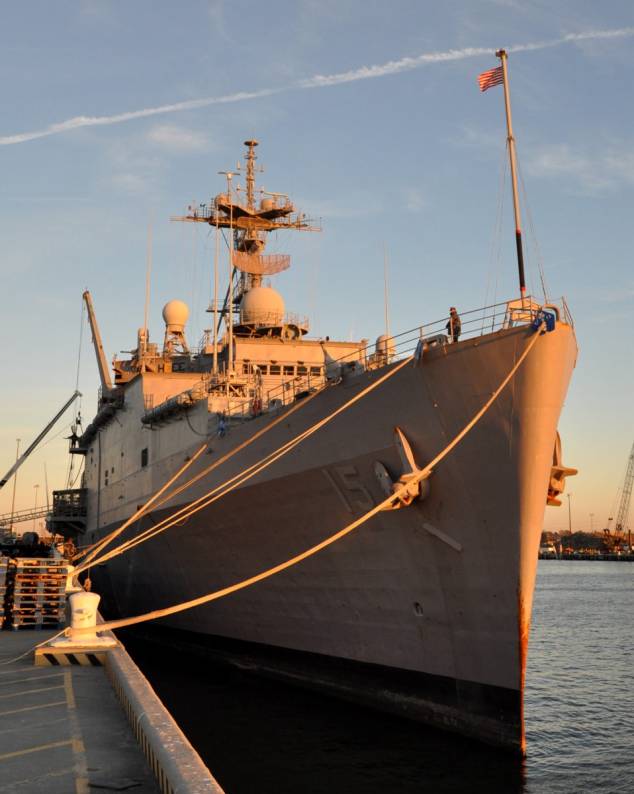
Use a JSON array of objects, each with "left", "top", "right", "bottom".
[
  {"left": 547, "top": 431, "right": 577, "bottom": 506},
  {"left": 374, "top": 427, "right": 430, "bottom": 510}
]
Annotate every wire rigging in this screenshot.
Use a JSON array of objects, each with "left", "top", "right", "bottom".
[
  {"left": 482, "top": 140, "right": 509, "bottom": 332},
  {"left": 516, "top": 156, "right": 549, "bottom": 303}
]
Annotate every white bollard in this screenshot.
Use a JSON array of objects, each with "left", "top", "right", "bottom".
[
  {"left": 50, "top": 589, "right": 117, "bottom": 649},
  {"left": 69, "top": 591, "right": 101, "bottom": 641}
]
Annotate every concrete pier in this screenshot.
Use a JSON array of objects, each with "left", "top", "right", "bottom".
[{"left": 0, "top": 630, "right": 224, "bottom": 793}]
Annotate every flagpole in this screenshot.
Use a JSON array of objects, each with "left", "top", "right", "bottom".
[{"left": 496, "top": 49, "right": 526, "bottom": 300}]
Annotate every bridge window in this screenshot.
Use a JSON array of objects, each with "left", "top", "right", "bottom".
[
  {"left": 141, "top": 448, "right": 149, "bottom": 468},
  {"left": 310, "top": 366, "right": 322, "bottom": 375},
  {"left": 269, "top": 365, "right": 281, "bottom": 375},
  {"left": 297, "top": 366, "right": 307, "bottom": 375},
  {"left": 283, "top": 365, "right": 295, "bottom": 376}
]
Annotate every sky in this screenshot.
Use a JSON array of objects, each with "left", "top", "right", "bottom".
[{"left": 0, "top": 0, "right": 632, "bottom": 534}]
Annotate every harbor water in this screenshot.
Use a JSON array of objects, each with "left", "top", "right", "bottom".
[{"left": 126, "top": 561, "right": 633, "bottom": 793}]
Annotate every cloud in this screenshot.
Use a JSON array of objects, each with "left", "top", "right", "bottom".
[
  {"left": 79, "top": 0, "right": 113, "bottom": 19},
  {"left": 1, "top": 26, "right": 633, "bottom": 146},
  {"left": 102, "top": 140, "right": 161, "bottom": 195},
  {"left": 525, "top": 142, "right": 634, "bottom": 193},
  {"left": 147, "top": 124, "right": 208, "bottom": 152},
  {"left": 404, "top": 187, "right": 426, "bottom": 213},
  {"left": 596, "top": 286, "right": 634, "bottom": 304}
]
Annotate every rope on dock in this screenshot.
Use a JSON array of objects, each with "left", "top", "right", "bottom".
[
  {"left": 0, "top": 629, "right": 66, "bottom": 666},
  {"left": 72, "top": 323, "right": 545, "bottom": 636},
  {"left": 74, "top": 356, "right": 413, "bottom": 574}
]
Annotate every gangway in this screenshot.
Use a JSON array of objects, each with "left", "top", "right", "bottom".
[{"left": 0, "top": 504, "right": 50, "bottom": 528}]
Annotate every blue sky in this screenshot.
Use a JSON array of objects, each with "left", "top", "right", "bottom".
[{"left": 0, "top": 1, "right": 632, "bottom": 534}]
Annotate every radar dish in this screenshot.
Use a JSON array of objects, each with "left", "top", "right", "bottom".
[{"left": 232, "top": 251, "right": 290, "bottom": 276}]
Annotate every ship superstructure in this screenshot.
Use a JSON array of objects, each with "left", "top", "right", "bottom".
[{"left": 85, "top": 139, "right": 366, "bottom": 444}]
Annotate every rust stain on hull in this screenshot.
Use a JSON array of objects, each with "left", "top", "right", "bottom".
[{"left": 518, "top": 589, "right": 530, "bottom": 757}]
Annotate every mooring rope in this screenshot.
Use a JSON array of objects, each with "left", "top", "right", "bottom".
[
  {"left": 70, "top": 324, "right": 544, "bottom": 636},
  {"left": 76, "top": 443, "right": 208, "bottom": 571},
  {"left": 0, "top": 629, "right": 67, "bottom": 666},
  {"left": 74, "top": 356, "right": 413, "bottom": 574},
  {"left": 72, "top": 385, "right": 328, "bottom": 567},
  {"left": 72, "top": 383, "right": 329, "bottom": 566}
]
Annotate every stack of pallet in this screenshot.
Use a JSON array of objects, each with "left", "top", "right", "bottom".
[
  {"left": 0, "top": 557, "right": 12, "bottom": 626},
  {"left": 6, "top": 558, "right": 69, "bottom": 630}
]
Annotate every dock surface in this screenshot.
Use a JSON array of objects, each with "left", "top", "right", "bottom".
[{"left": 0, "top": 630, "right": 158, "bottom": 793}]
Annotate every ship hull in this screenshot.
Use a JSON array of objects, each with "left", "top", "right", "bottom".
[{"left": 88, "top": 322, "right": 577, "bottom": 752}]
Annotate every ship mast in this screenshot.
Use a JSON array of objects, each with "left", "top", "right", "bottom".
[
  {"left": 496, "top": 49, "right": 527, "bottom": 300},
  {"left": 218, "top": 169, "right": 236, "bottom": 373},
  {"left": 171, "top": 139, "right": 320, "bottom": 353},
  {"left": 244, "top": 138, "right": 257, "bottom": 212}
]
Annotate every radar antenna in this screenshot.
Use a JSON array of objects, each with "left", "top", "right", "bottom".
[{"left": 171, "top": 138, "right": 320, "bottom": 283}]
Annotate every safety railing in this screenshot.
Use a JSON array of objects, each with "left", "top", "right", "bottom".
[{"left": 147, "top": 296, "right": 572, "bottom": 426}]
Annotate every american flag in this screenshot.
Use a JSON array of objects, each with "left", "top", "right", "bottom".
[{"left": 478, "top": 66, "right": 504, "bottom": 92}]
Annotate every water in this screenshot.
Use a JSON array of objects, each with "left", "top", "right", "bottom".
[
  {"left": 125, "top": 562, "right": 634, "bottom": 793},
  {"left": 524, "top": 562, "right": 634, "bottom": 793}
]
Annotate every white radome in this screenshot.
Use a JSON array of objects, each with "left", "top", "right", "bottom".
[
  {"left": 375, "top": 333, "right": 396, "bottom": 358},
  {"left": 240, "top": 286, "right": 285, "bottom": 326},
  {"left": 162, "top": 300, "right": 189, "bottom": 332}
]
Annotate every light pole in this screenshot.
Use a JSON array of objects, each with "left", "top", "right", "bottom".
[
  {"left": 9, "top": 438, "right": 20, "bottom": 535},
  {"left": 567, "top": 492, "right": 573, "bottom": 535},
  {"left": 590, "top": 512, "right": 595, "bottom": 533},
  {"left": 32, "top": 484, "right": 39, "bottom": 533}
]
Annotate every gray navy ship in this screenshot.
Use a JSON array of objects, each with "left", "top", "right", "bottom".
[{"left": 51, "top": 133, "right": 577, "bottom": 754}]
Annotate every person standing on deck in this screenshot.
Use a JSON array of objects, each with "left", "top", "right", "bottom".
[{"left": 446, "top": 307, "right": 461, "bottom": 343}]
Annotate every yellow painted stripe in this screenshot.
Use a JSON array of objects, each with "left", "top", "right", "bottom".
[
  {"left": 0, "top": 700, "right": 67, "bottom": 717},
  {"left": 0, "top": 673, "right": 64, "bottom": 688},
  {"left": 6, "top": 766, "right": 76, "bottom": 788},
  {"left": 0, "top": 666, "right": 46, "bottom": 676},
  {"left": 64, "top": 671, "right": 90, "bottom": 794},
  {"left": 64, "top": 672, "right": 77, "bottom": 710},
  {"left": 0, "top": 738, "right": 72, "bottom": 762},
  {"left": 0, "top": 684, "right": 65, "bottom": 700}
]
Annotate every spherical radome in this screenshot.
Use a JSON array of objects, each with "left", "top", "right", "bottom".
[
  {"left": 162, "top": 300, "right": 189, "bottom": 330},
  {"left": 240, "top": 286, "right": 285, "bottom": 325},
  {"left": 375, "top": 334, "right": 395, "bottom": 356}
]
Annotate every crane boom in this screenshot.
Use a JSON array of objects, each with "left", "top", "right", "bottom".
[
  {"left": 0, "top": 390, "right": 81, "bottom": 489},
  {"left": 83, "top": 290, "right": 113, "bottom": 392},
  {"left": 615, "top": 440, "right": 634, "bottom": 534}
]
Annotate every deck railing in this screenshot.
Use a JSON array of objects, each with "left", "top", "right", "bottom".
[{"left": 145, "top": 296, "right": 571, "bottom": 426}]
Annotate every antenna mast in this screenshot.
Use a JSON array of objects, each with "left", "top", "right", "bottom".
[
  {"left": 143, "top": 219, "right": 153, "bottom": 363},
  {"left": 245, "top": 139, "right": 257, "bottom": 211},
  {"left": 383, "top": 243, "right": 390, "bottom": 343}
]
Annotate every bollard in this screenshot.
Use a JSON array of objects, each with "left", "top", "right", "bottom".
[{"left": 50, "top": 590, "right": 117, "bottom": 649}]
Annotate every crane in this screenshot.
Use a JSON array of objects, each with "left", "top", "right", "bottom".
[
  {"left": 83, "top": 290, "right": 113, "bottom": 393},
  {"left": 0, "top": 391, "right": 81, "bottom": 490},
  {"left": 614, "top": 440, "right": 634, "bottom": 549}
]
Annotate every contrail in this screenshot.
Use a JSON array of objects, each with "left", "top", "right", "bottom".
[{"left": 1, "top": 26, "right": 632, "bottom": 146}]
